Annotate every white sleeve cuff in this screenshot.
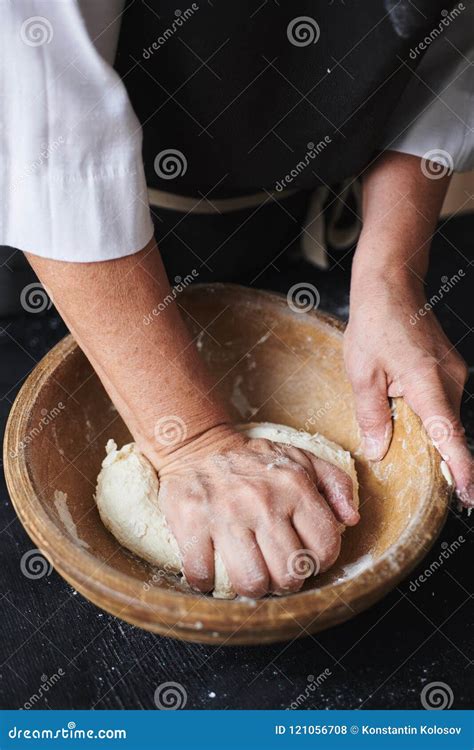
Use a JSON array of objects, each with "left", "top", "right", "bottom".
[{"left": 1, "top": 0, "right": 154, "bottom": 263}]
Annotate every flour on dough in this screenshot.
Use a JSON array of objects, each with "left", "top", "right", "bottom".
[{"left": 95, "top": 422, "right": 359, "bottom": 599}]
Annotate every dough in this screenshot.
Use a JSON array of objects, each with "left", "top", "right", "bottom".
[{"left": 95, "top": 422, "right": 359, "bottom": 599}]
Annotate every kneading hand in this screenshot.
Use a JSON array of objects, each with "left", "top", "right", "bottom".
[
  {"left": 345, "top": 271, "right": 472, "bottom": 506},
  {"left": 157, "top": 428, "right": 359, "bottom": 597}
]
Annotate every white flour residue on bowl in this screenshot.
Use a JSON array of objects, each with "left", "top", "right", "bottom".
[
  {"left": 53, "top": 490, "right": 89, "bottom": 549},
  {"left": 336, "top": 553, "right": 374, "bottom": 582},
  {"left": 195, "top": 330, "right": 206, "bottom": 352},
  {"left": 231, "top": 375, "right": 258, "bottom": 419}
]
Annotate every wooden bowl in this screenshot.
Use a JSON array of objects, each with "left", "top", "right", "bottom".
[{"left": 4, "top": 284, "right": 451, "bottom": 645}]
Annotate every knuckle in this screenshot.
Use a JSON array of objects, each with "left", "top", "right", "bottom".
[
  {"left": 356, "top": 411, "right": 388, "bottom": 432},
  {"left": 451, "top": 355, "right": 468, "bottom": 384},
  {"left": 349, "top": 369, "right": 379, "bottom": 391}
]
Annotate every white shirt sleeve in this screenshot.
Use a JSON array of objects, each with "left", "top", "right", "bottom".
[
  {"left": 0, "top": 0, "right": 154, "bottom": 262},
  {"left": 380, "top": 3, "right": 474, "bottom": 173}
]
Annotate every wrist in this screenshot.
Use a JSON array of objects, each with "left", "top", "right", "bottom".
[
  {"left": 142, "top": 421, "right": 245, "bottom": 474},
  {"left": 352, "top": 231, "right": 427, "bottom": 292}
]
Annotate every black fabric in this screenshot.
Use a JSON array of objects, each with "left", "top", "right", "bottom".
[
  {"left": 115, "top": 0, "right": 452, "bottom": 197},
  {"left": 151, "top": 191, "right": 314, "bottom": 285}
]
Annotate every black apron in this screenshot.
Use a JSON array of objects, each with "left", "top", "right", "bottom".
[{"left": 114, "top": 1, "right": 452, "bottom": 281}]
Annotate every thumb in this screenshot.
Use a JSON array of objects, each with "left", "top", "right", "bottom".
[
  {"left": 350, "top": 372, "right": 393, "bottom": 461},
  {"left": 403, "top": 373, "right": 473, "bottom": 507}
]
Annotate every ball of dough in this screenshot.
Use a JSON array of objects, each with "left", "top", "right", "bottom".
[{"left": 95, "top": 422, "right": 359, "bottom": 599}]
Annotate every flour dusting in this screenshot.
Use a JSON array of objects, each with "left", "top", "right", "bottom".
[
  {"left": 53, "top": 490, "right": 89, "bottom": 549},
  {"left": 231, "top": 375, "right": 257, "bottom": 418},
  {"left": 336, "top": 553, "right": 373, "bottom": 582}
]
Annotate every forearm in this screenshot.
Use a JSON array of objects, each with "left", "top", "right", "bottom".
[
  {"left": 352, "top": 151, "right": 451, "bottom": 286},
  {"left": 26, "top": 240, "right": 231, "bottom": 466}
]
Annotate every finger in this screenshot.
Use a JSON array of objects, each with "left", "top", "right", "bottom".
[
  {"left": 169, "top": 517, "right": 215, "bottom": 593},
  {"left": 255, "top": 519, "right": 307, "bottom": 595},
  {"left": 292, "top": 493, "right": 342, "bottom": 573},
  {"left": 309, "top": 457, "right": 359, "bottom": 526},
  {"left": 403, "top": 372, "right": 473, "bottom": 507},
  {"left": 350, "top": 370, "right": 392, "bottom": 461},
  {"left": 214, "top": 527, "right": 269, "bottom": 598}
]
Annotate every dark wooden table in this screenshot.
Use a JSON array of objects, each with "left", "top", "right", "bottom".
[{"left": 0, "top": 215, "right": 472, "bottom": 710}]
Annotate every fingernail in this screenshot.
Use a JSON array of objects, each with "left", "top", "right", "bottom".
[
  {"left": 362, "top": 434, "right": 386, "bottom": 461},
  {"left": 455, "top": 483, "right": 474, "bottom": 509}
]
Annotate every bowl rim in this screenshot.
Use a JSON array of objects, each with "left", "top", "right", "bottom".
[{"left": 3, "top": 284, "right": 450, "bottom": 644}]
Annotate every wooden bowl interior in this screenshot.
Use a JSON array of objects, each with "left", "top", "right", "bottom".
[
  {"left": 23, "top": 285, "right": 436, "bottom": 588},
  {"left": 5, "top": 284, "right": 448, "bottom": 643}
]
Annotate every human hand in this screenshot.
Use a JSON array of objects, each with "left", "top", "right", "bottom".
[
  {"left": 156, "top": 426, "right": 359, "bottom": 597},
  {"left": 344, "top": 269, "right": 472, "bottom": 507}
]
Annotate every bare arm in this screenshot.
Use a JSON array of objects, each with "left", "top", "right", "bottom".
[
  {"left": 27, "top": 240, "right": 357, "bottom": 596},
  {"left": 27, "top": 240, "right": 232, "bottom": 467},
  {"left": 345, "top": 151, "right": 472, "bottom": 506}
]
